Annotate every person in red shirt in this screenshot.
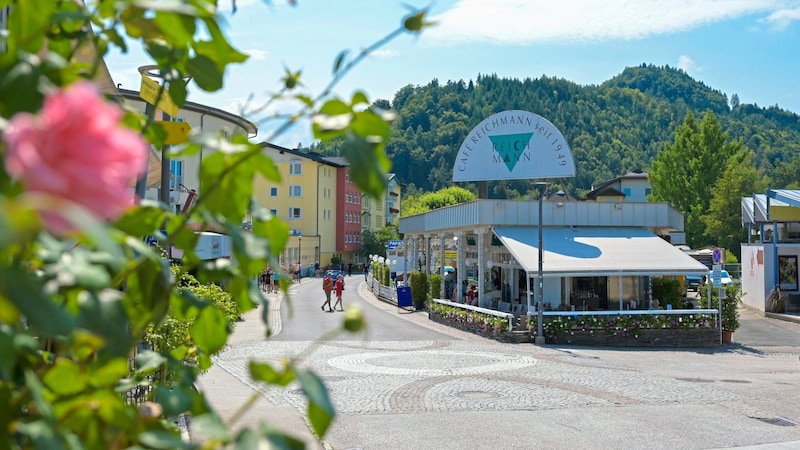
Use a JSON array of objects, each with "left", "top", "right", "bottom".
[
  {"left": 332, "top": 275, "right": 345, "bottom": 311},
  {"left": 321, "top": 274, "right": 334, "bottom": 312}
]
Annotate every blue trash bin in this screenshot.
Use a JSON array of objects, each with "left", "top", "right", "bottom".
[{"left": 397, "top": 286, "right": 412, "bottom": 307}]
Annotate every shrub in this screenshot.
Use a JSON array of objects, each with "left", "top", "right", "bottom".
[
  {"left": 145, "top": 268, "right": 240, "bottom": 368},
  {"left": 651, "top": 277, "right": 683, "bottom": 309},
  {"left": 409, "top": 270, "right": 428, "bottom": 309},
  {"left": 428, "top": 273, "right": 443, "bottom": 298},
  {"left": 699, "top": 284, "right": 742, "bottom": 332}
]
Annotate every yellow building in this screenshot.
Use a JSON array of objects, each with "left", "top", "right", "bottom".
[{"left": 254, "top": 145, "right": 344, "bottom": 272}]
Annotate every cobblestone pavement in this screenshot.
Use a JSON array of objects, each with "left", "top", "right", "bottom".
[{"left": 200, "top": 280, "right": 800, "bottom": 449}]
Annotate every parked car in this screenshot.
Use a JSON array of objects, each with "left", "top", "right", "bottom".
[
  {"left": 705, "top": 269, "right": 733, "bottom": 286},
  {"left": 685, "top": 275, "right": 702, "bottom": 292},
  {"left": 325, "top": 269, "right": 344, "bottom": 279}
]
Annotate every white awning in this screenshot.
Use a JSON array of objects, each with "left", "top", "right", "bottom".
[{"left": 493, "top": 226, "right": 709, "bottom": 277}]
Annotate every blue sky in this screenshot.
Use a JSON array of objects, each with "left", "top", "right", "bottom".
[{"left": 106, "top": 0, "right": 800, "bottom": 148}]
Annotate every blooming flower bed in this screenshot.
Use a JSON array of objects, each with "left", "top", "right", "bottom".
[
  {"left": 429, "top": 302, "right": 511, "bottom": 340},
  {"left": 529, "top": 313, "right": 720, "bottom": 347}
]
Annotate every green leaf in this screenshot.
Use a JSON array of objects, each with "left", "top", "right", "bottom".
[
  {"left": 190, "top": 305, "right": 228, "bottom": 355},
  {"left": 88, "top": 358, "right": 130, "bottom": 388},
  {"left": 124, "top": 259, "right": 173, "bottom": 334},
  {"left": 152, "top": 11, "right": 196, "bottom": 48},
  {"left": 199, "top": 145, "right": 256, "bottom": 223},
  {"left": 138, "top": 430, "right": 190, "bottom": 450},
  {"left": 296, "top": 370, "right": 334, "bottom": 437},
  {"left": 191, "top": 413, "right": 231, "bottom": 441},
  {"left": 252, "top": 151, "right": 282, "bottom": 183},
  {"left": 134, "top": 350, "right": 166, "bottom": 375},
  {"left": 226, "top": 276, "right": 256, "bottom": 313},
  {"left": 249, "top": 361, "right": 294, "bottom": 387},
  {"left": 168, "top": 76, "right": 188, "bottom": 107},
  {"left": 1, "top": 268, "right": 74, "bottom": 337},
  {"left": 251, "top": 213, "right": 290, "bottom": 259},
  {"left": 16, "top": 420, "right": 60, "bottom": 449},
  {"left": 351, "top": 90, "right": 369, "bottom": 106},
  {"left": 197, "top": 19, "right": 249, "bottom": 67},
  {"left": 340, "top": 111, "right": 391, "bottom": 199},
  {"left": 332, "top": 50, "right": 349, "bottom": 74},
  {"left": 6, "top": 0, "right": 54, "bottom": 53},
  {"left": 187, "top": 54, "right": 223, "bottom": 92},
  {"left": 77, "top": 290, "right": 133, "bottom": 357},
  {"left": 155, "top": 385, "right": 191, "bottom": 417},
  {"left": 43, "top": 359, "right": 87, "bottom": 396},
  {"left": 25, "top": 370, "right": 55, "bottom": 421}
]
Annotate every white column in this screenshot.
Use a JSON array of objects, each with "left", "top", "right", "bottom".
[
  {"left": 477, "top": 232, "right": 485, "bottom": 307},
  {"left": 455, "top": 231, "right": 464, "bottom": 303},
  {"left": 438, "top": 233, "right": 446, "bottom": 299}
]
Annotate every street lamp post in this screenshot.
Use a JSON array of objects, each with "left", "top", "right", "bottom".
[
  {"left": 533, "top": 181, "right": 549, "bottom": 345},
  {"left": 298, "top": 236, "right": 302, "bottom": 279}
]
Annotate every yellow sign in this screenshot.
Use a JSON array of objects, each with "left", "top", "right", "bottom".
[
  {"left": 156, "top": 121, "right": 192, "bottom": 145},
  {"left": 139, "top": 75, "right": 179, "bottom": 117}
]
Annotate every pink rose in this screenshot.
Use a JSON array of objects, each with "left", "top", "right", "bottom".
[{"left": 3, "top": 81, "right": 148, "bottom": 235}]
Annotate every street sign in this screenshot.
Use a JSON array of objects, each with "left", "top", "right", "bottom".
[
  {"left": 712, "top": 247, "right": 723, "bottom": 265},
  {"left": 139, "top": 75, "right": 179, "bottom": 117},
  {"left": 387, "top": 240, "right": 403, "bottom": 250},
  {"left": 157, "top": 121, "right": 192, "bottom": 145},
  {"left": 712, "top": 264, "right": 722, "bottom": 287}
]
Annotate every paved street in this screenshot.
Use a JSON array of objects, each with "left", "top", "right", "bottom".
[{"left": 197, "top": 276, "right": 800, "bottom": 449}]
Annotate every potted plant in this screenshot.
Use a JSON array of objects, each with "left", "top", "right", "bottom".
[
  {"left": 720, "top": 287, "right": 741, "bottom": 343},
  {"left": 700, "top": 285, "right": 741, "bottom": 343}
]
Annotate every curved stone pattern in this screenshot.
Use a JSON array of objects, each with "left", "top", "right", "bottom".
[
  {"left": 212, "top": 339, "right": 743, "bottom": 416},
  {"left": 327, "top": 350, "right": 538, "bottom": 376}
]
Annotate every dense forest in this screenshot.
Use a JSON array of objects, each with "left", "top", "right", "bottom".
[{"left": 311, "top": 64, "right": 800, "bottom": 199}]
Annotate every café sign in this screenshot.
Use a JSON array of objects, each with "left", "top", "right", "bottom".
[{"left": 452, "top": 110, "right": 575, "bottom": 181}]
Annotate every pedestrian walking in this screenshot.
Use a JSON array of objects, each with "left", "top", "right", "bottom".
[
  {"left": 272, "top": 270, "right": 280, "bottom": 293},
  {"left": 265, "top": 268, "right": 272, "bottom": 292},
  {"left": 260, "top": 269, "right": 268, "bottom": 291},
  {"left": 321, "top": 273, "right": 334, "bottom": 312},
  {"left": 332, "top": 275, "right": 345, "bottom": 311},
  {"left": 347, "top": 262, "right": 353, "bottom": 276}
]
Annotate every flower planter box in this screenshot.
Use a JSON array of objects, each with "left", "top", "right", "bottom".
[
  {"left": 546, "top": 327, "right": 720, "bottom": 347},
  {"left": 429, "top": 311, "right": 521, "bottom": 342}
]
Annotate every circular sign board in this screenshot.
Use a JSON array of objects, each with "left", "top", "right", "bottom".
[
  {"left": 452, "top": 110, "right": 575, "bottom": 182},
  {"left": 712, "top": 248, "right": 723, "bottom": 265}
]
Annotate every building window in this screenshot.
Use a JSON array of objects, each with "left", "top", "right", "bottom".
[
  {"left": 645, "top": 188, "right": 652, "bottom": 197},
  {"left": 289, "top": 161, "right": 302, "bottom": 175},
  {"left": 289, "top": 207, "right": 301, "bottom": 219},
  {"left": 623, "top": 188, "right": 631, "bottom": 197},
  {"left": 169, "top": 160, "right": 183, "bottom": 190},
  {"left": 270, "top": 209, "right": 277, "bottom": 216},
  {"left": 270, "top": 187, "right": 278, "bottom": 197},
  {"left": 289, "top": 185, "right": 302, "bottom": 197}
]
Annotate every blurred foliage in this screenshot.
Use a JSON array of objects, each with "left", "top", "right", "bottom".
[{"left": 0, "top": 0, "right": 431, "bottom": 448}]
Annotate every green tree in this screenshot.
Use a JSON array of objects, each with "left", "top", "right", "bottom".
[
  {"left": 401, "top": 186, "right": 476, "bottom": 216},
  {"left": 702, "top": 150, "right": 767, "bottom": 259},
  {"left": 649, "top": 111, "right": 743, "bottom": 247}
]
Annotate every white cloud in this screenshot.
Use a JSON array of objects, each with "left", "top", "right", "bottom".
[
  {"left": 425, "top": 0, "right": 788, "bottom": 45},
  {"left": 243, "top": 48, "right": 269, "bottom": 60},
  {"left": 761, "top": 7, "right": 800, "bottom": 29},
  {"left": 677, "top": 55, "right": 698, "bottom": 74}
]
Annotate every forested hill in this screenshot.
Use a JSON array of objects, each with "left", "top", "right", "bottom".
[{"left": 311, "top": 64, "right": 800, "bottom": 198}]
